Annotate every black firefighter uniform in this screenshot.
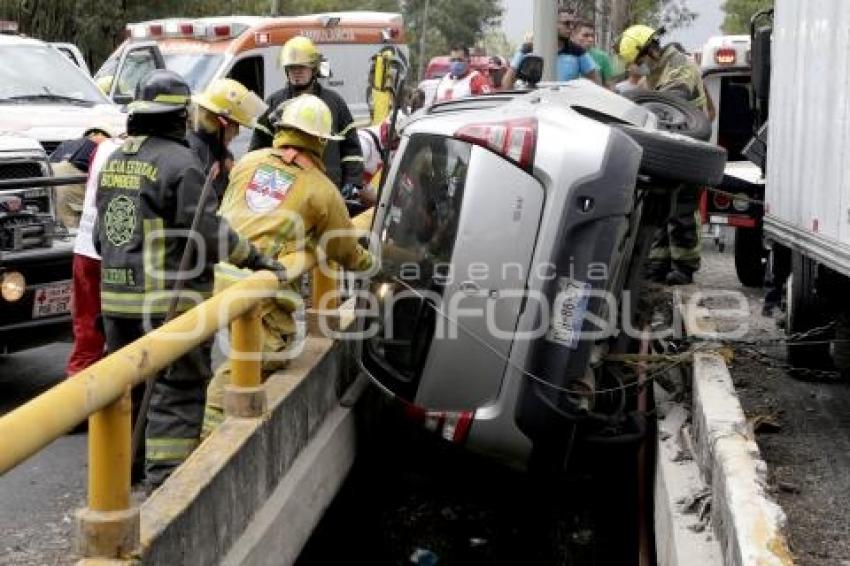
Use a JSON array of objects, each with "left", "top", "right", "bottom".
[
  {"left": 94, "top": 134, "right": 258, "bottom": 485},
  {"left": 645, "top": 45, "right": 710, "bottom": 279}
]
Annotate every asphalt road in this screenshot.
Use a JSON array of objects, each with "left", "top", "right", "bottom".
[{"left": 0, "top": 340, "right": 85, "bottom": 566}]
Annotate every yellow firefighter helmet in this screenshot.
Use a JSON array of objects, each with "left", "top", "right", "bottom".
[
  {"left": 270, "top": 94, "right": 343, "bottom": 140},
  {"left": 278, "top": 36, "right": 321, "bottom": 69},
  {"left": 618, "top": 24, "right": 661, "bottom": 64},
  {"left": 193, "top": 78, "right": 268, "bottom": 128}
]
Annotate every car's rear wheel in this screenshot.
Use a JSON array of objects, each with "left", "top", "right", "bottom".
[
  {"left": 621, "top": 90, "right": 712, "bottom": 141},
  {"left": 615, "top": 124, "right": 727, "bottom": 186}
]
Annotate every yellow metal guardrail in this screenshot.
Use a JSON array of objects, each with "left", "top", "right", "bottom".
[{"left": 0, "top": 207, "right": 375, "bottom": 559}]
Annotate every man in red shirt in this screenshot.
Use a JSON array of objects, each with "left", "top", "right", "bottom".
[{"left": 433, "top": 44, "right": 492, "bottom": 104}]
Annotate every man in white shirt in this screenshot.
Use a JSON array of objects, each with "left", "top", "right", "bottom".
[{"left": 432, "top": 44, "right": 492, "bottom": 105}]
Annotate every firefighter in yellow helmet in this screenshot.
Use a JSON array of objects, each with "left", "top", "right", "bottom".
[
  {"left": 248, "top": 36, "right": 366, "bottom": 203},
  {"left": 189, "top": 78, "right": 268, "bottom": 201},
  {"left": 618, "top": 24, "right": 709, "bottom": 285},
  {"left": 202, "top": 94, "right": 375, "bottom": 436}
]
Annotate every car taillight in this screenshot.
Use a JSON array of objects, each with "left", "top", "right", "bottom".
[
  {"left": 713, "top": 193, "right": 731, "bottom": 210},
  {"left": 715, "top": 48, "right": 736, "bottom": 65},
  {"left": 404, "top": 404, "right": 474, "bottom": 444},
  {"left": 456, "top": 117, "right": 537, "bottom": 172},
  {"left": 148, "top": 24, "right": 163, "bottom": 37}
]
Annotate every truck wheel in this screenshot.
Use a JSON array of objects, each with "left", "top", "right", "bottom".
[
  {"left": 621, "top": 90, "right": 712, "bottom": 141},
  {"left": 733, "top": 227, "right": 766, "bottom": 287},
  {"left": 614, "top": 124, "right": 727, "bottom": 186},
  {"left": 786, "top": 251, "right": 832, "bottom": 370}
]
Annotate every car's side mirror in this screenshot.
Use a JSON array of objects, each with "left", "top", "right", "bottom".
[
  {"left": 319, "top": 60, "right": 332, "bottom": 79},
  {"left": 516, "top": 54, "right": 543, "bottom": 86},
  {"left": 113, "top": 93, "right": 133, "bottom": 106},
  {"left": 750, "top": 8, "right": 773, "bottom": 107}
]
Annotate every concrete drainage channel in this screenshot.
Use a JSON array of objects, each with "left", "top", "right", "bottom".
[
  {"left": 126, "top": 292, "right": 793, "bottom": 566},
  {"left": 653, "top": 293, "right": 793, "bottom": 565}
]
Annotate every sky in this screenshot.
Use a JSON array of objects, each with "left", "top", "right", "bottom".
[{"left": 501, "top": 0, "right": 725, "bottom": 52}]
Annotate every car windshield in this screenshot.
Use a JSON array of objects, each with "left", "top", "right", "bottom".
[
  {"left": 0, "top": 45, "right": 105, "bottom": 104},
  {"left": 163, "top": 53, "right": 223, "bottom": 91}
]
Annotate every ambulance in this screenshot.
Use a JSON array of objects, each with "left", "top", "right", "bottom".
[{"left": 95, "top": 11, "right": 406, "bottom": 131}]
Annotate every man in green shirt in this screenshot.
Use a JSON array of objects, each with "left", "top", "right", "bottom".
[{"left": 573, "top": 20, "right": 614, "bottom": 87}]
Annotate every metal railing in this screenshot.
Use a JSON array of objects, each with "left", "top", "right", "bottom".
[{"left": 0, "top": 207, "right": 374, "bottom": 559}]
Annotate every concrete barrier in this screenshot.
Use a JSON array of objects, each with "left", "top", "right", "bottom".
[
  {"left": 138, "top": 326, "right": 360, "bottom": 565},
  {"left": 652, "top": 292, "right": 793, "bottom": 566}
]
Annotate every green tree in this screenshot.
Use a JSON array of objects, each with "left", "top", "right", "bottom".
[
  {"left": 404, "top": 0, "right": 502, "bottom": 80},
  {"left": 721, "top": 0, "right": 773, "bottom": 34}
]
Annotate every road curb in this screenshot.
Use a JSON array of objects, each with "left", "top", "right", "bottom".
[
  {"left": 691, "top": 351, "right": 793, "bottom": 565},
  {"left": 654, "top": 291, "right": 793, "bottom": 565}
]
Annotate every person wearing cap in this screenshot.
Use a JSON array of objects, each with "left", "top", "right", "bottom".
[
  {"left": 189, "top": 78, "right": 267, "bottom": 201},
  {"left": 50, "top": 123, "right": 121, "bottom": 229},
  {"left": 248, "top": 36, "right": 366, "bottom": 204},
  {"left": 202, "top": 94, "right": 375, "bottom": 437},
  {"left": 93, "top": 69, "right": 285, "bottom": 488},
  {"left": 618, "top": 24, "right": 710, "bottom": 285}
]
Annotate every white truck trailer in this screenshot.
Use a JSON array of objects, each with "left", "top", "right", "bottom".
[{"left": 761, "top": 0, "right": 850, "bottom": 370}]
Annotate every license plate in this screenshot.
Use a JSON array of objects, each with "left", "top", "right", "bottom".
[
  {"left": 32, "top": 280, "right": 72, "bottom": 318},
  {"left": 547, "top": 277, "right": 590, "bottom": 350}
]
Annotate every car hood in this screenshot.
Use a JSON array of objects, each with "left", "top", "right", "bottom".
[{"left": 0, "top": 103, "right": 126, "bottom": 143}]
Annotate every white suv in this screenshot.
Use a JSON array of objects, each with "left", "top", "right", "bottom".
[{"left": 0, "top": 34, "right": 124, "bottom": 156}]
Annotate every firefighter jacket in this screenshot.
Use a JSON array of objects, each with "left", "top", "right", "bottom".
[
  {"left": 93, "top": 135, "right": 254, "bottom": 317},
  {"left": 647, "top": 45, "right": 709, "bottom": 113},
  {"left": 218, "top": 145, "right": 373, "bottom": 272},
  {"left": 248, "top": 83, "right": 364, "bottom": 188},
  {"left": 187, "top": 128, "right": 233, "bottom": 203}
]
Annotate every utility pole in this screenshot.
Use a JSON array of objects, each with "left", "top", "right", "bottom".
[
  {"left": 270, "top": 0, "right": 280, "bottom": 16},
  {"left": 534, "top": 0, "right": 559, "bottom": 82},
  {"left": 417, "top": 0, "right": 431, "bottom": 81}
]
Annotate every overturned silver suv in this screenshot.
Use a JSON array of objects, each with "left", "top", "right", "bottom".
[{"left": 357, "top": 81, "right": 726, "bottom": 469}]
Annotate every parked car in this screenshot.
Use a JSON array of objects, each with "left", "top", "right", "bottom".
[
  {"left": 0, "top": 135, "right": 75, "bottom": 353},
  {"left": 357, "top": 77, "right": 727, "bottom": 469}
]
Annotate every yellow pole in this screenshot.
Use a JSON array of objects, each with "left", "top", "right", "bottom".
[
  {"left": 231, "top": 305, "right": 262, "bottom": 388},
  {"left": 88, "top": 390, "right": 132, "bottom": 511},
  {"left": 0, "top": 270, "right": 280, "bottom": 475},
  {"left": 312, "top": 262, "right": 339, "bottom": 310}
]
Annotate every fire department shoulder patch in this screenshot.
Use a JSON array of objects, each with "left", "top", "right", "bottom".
[{"left": 245, "top": 165, "right": 295, "bottom": 212}]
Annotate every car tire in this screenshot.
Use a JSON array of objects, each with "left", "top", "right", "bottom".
[
  {"left": 621, "top": 90, "right": 712, "bottom": 141},
  {"left": 786, "top": 250, "right": 832, "bottom": 371},
  {"left": 733, "top": 226, "right": 767, "bottom": 287},
  {"left": 615, "top": 124, "right": 727, "bottom": 186}
]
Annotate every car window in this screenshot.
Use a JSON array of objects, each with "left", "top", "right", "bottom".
[
  {"left": 227, "top": 55, "right": 264, "bottom": 98},
  {"left": 115, "top": 47, "right": 159, "bottom": 96},
  {"left": 382, "top": 134, "right": 471, "bottom": 277},
  {"left": 0, "top": 45, "right": 106, "bottom": 103},
  {"left": 163, "top": 53, "right": 224, "bottom": 92}
]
